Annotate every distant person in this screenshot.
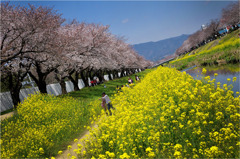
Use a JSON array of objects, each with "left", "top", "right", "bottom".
[
  {"left": 135, "top": 75, "right": 140, "bottom": 82},
  {"left": 101, "top": 92, "right": 115, "bottom": 115},
  {"left": 128, "top": 77, "right": 133, "bottom": 84},
  {"left": 93, "top": 79, "right": 97, "bottom": 86},
  {"left": 100, "top": 96, "right": 108, "bottom": 115},
  {"left": 96, "top": 77, "right": 100, "bottom": 84},
  {"left": 90, "top": 80, "right": 94, "bottom": 87}
]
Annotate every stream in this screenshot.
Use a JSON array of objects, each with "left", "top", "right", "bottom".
[{"left": 182, "top": 65, "right": 240, "bottom": 96}]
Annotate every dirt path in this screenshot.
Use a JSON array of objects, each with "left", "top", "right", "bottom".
[
  {"left": 56, "top": 123, "right": 98, "bottom": 159},
  {"left": 0, "top": 111, "right": 16, "bottom": 121}
]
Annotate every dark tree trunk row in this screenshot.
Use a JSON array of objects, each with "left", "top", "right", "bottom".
[
  {"left": 96, "top": 70, "right": 104, "bottom": 83},
  {"left": 80, "top": 70, "right": 89, "bottom": 87},
  {"left": 68, "top": 71, "right": 80, "bottom": 91},
  {"left": 28, "top": 62, "right": 56, "bottom": 94},
  {"left": 107, "top": 70, "right": 112, "bottom": 80},
  {"left": 5, "top": 67, "right": 141, "bottom": 109},
  {"left": 54, "top": 73, "right": 68, "bottom": 95}
]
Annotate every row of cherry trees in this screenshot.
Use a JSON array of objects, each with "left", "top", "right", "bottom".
[
  {"left": 175, "top": 2, "right": 239, "bottom": 56},
  {"left": 0, "top": 2, "right": 152, "bottom": 108}
]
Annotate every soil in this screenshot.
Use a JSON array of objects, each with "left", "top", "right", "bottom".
[
  {"left": 56, "top": 124, "right": 98, "bottom": 159},
  {"left": 0, "top": 110, "right": 16, "bottom": 121}
]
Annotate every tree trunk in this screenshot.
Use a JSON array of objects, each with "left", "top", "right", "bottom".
[
  {"left": 115, "top": 70, "right": 119, "bottom": 78},
  {"left": 60, "top": 79, "right": 67, "bottom": 94},
  {"left": 10, "top": 88, "right": 21, "bottom": 108},
  {"left": 68, "top": 75, "right": 80, "bottom": 91},
  {"left": 88, "top": 70, "right": 93, "bottom": 83},
  {"left": 112, "top": 71, "right": 116, "bottom": 79},
  {"left": 126, "top": 69, "right": 129, "bottom": 76},
  {"left": 131, "top": 69, "right": 136, "bottom": 74},
  {"left": 108, "top": 71, "right": 112, "bottom": 80},
  {"left": 98, "top": 70, "right": 104, "bottom": 83},
  {"left": 12, "top": 84, "right": 21, "bottom": 106},
  {"left": 80, "top": 70, "right": 89, "bottom": 87},
  {"left": 8, "top": 73, "right": 22, "bottom": 108},
  {"left": 120, "top": 70, "right": 124, "bottom": 77},
  {"left": 88, "top": 69, "right": 95, "bottom": 80},
  {"left": 29, "top": 72, "right": 48, "bottom": 94},
  {"left": 96, "top": 71, "right": 103, "bottom": 83},
  {"left": 54, "top": 73, "right": 67, "bottom": 95},
  {"left": 38, "top": 80, "right": 48, "bottom": 93},
  {"left": 28, "top": 62, "right": 55, "bottom": 94},
  {"left": 121, "top": 70, "right": 126, "bottom": 77}
]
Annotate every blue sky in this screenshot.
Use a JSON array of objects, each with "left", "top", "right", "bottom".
[{"left": 8, "top": 1, "right": 234, "bottom": 44}]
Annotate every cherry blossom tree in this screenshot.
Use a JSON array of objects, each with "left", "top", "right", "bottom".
[
  {"left": 61, "top": 22, "right": 113, "bottom": 87},
  {"left": 0, "top": 2, "right": 64, "bottom": 106},
  {"left": 220, "top": 2, "right": 239, "bottom": 27},
  {"left": 1, "top": 2, "right": 151, "bottom": 105},
  {"left": 0, "top": 2, "right": 64, "bottom": 66},
  {"left": 205, "top": 19, "right": 221, "bottom": 38},
  {"left": 1, "top": 57, "right": 31, "bottom": 108},
  {"left": 1, "top": 2, "right": 64, "bottom": 96}
]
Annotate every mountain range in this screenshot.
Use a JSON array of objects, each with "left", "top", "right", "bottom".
[{"left": 133, "top": 34, "right": 189, "bottom": 62}]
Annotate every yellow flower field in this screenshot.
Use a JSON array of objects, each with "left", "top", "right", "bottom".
[
  {"left": 76, "top": 66, "right": 239, "bottom": 158},
  {"left": 1, "top": 94, "right": 101, "bottom": 158}
]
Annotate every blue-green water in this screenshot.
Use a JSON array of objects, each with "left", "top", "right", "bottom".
[{"left": 183, "top": 66, "right": 240, "bottom": 96}]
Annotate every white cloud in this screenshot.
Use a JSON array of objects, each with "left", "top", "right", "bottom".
[{"left": 122, "top": 19, "right": 129, "bottom": 24}]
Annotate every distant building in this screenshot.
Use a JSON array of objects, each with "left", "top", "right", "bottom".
[{"left": 201, "top": 24, "right": 207, "bottom": 30}]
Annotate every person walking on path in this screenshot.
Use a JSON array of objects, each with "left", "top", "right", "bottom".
[
  {"left": 101, "top": 97, "right": 108, "bottom": 115},
  {"left": 101, "top": 92, "right": 115, "bottom": 115}
]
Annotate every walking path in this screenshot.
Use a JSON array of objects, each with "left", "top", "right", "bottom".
[
  {"left": 56, "top": 123, "right": 98, "bottom": 159},
  {"left": 0, "top": 110, "right": 16, "bottom": 121}
]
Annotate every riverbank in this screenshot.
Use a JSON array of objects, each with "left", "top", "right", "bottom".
[
  {"left": 168, "top": 30, "right": 240, "bottom": 70},
  {"left": 183, "top": 65, "right": 239, "bottom": 96}
]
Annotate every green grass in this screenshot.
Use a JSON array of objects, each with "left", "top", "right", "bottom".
[
  {"left": 203, "top": 64, "right": 240, "bottom": 72},
  {"left": 61, "top": 69, "right": 153, "bottom": 100},
  {"left": 218, "top": 30, "right": 239, "bottom": 45},
  {"left": 193, "top": 39, "right": 219, "bottom": 54},
  {"left": 169, "top": 30, "right": 240, "bottom": 70}
]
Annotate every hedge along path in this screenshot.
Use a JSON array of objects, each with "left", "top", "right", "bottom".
[{"left": 56, "top": 122, "right": 99, "bottom": 159}]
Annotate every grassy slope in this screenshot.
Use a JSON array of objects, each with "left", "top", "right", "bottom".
[
  {"left": 0, "top": 69, "right": 154, "bottom": 157},
  {"left": 168, "top": 30, "right": 240, "bottom": 70},
  {"left": 0, "top": 69, "right": 152, "bottom": 115},
  {"left": 62, "top": 69, "right": 153, "bottom": 101}
]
